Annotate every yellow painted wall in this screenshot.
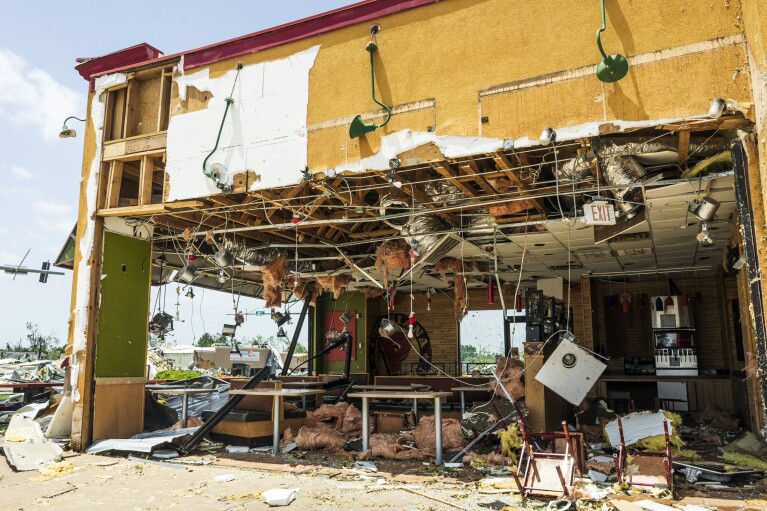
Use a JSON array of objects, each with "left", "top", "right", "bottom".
[
  {"left": 186, "top": 0, "right": 750, "bottom": 171},
  {"left": 65, "top": 89, "right": 98, "bottom": 356}
]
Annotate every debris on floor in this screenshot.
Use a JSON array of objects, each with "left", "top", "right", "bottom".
[
  {"left": 262, "top": 487, "right": 299, "bottom": 507},
  {"left": 2, "top": 414, "right": 64, "bottom": 471}
]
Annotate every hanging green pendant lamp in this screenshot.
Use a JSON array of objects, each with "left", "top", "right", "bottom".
[
  {"left": 350, "top": 35, "right": 392, "bottom": 138},
  {"left": 596, "top": 0, "right": 629, "bottom": 83}
]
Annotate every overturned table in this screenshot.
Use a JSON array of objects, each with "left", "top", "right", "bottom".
[
  {"left": 347, "top": 390, "right": 453, "bottom": 464},
  {"left": 229, "top": 388, "right": 325, "bottom": 454}
]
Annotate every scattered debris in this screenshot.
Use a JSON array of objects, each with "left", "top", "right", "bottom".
[
  {"left": 3, "top": 415, "right": 63, "bottom": 471},
  {"left": 214, "top": 473, "right": 236, "bottom": 483},
  {"left": 722, "top": 431, "right": 767, "bottom": 471},
  {"left": 695, "top": 405, "right": 741, "bottom": 431},
  {"left": 353, "top": 461, "right": 378, "bottom": 471},
  {"left": 262, "top": 488, "right": 299, "bottom": 507}
]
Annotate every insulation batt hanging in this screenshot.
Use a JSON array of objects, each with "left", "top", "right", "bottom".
[{"left": 556, "top": 136, "right": 728, "bottom": 219}]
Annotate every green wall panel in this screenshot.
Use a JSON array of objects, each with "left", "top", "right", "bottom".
[
  {"left": 314, "top": 291, "right": 366, "bottom": 374},
  {"left": 95, "top": 231, "right": 151, "bottom": 378}
]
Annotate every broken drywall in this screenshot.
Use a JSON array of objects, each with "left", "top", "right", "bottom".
[
  {"left": 332, "top": 130, "right": 514, "bottom": 174},
  {"left": 70, "top": 72, "right": 127, "bottom": 403},
  {"left": 165, "top": 46, "right": 320, "bottom": 201}
]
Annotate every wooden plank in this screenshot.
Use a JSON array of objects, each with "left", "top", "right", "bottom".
[
  {"left": 105, "top": 161, "right": 124, "bottom": 209},
  {"left": 138, "top": 155, "right": 153, "bottom": 206},
  {"left": 96, "top": 200, "right": 205, "bottom": 217},
  {"left": 490, "top": 152, "right": 548, "bottom": 215},
  {"left": 122, "top": 79, "right": 138, "bottom": 139},
  {"left": 458, "top": 160, "right": 497, "bottom": 195},
  {"left": 431, "top": 161, "right": 478, "bottom": 197},
  {"left": 677, "top": 130, "right": 690, "bottom": 169},
  {"left": 71, "top": 216, "right": 105, "bottom": 451},
  {"left": 102, "top": 132, "right": 167, "bottom": 161}
]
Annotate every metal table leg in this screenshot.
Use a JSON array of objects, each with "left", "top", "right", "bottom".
[
  {"left": 181, "top": 393, "right": 189, "bottom": 428},
  {"left": 460, "top": 390, "right": 466, "bottom": 416},
  {"left": 361, "top": 397, "right": 370, "bottom": 451},
  {"left": 273, "top": 395, "right": 281, "bottom": 454},
  {"left": 301, "top": 394, "right": 307, "bottom": 410},
  {"left": 413, "top": 398, "right": 419, "bottom": 424},
  {"left": 434, "top": 397, "right": 443, "bottom": 465}
]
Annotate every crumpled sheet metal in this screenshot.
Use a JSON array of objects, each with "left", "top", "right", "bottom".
[
  {"left": 3, "top": 415, "right": 63, "bottom": 471},
  {"left": 85, "top": 426, "right": 199, "bottom": 455}
]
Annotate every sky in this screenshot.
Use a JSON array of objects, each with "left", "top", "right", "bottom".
[{"left": 0, "top": 1, "right": 351, "bottom": 349}]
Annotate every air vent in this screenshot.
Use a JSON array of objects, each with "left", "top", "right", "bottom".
[
  {"left": 610, "top": 232, "right": 651, "bottom": 243},
  {"left": 550, "top": 263, "right": 584, "bottom": 271}
]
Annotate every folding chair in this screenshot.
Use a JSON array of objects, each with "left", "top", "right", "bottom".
[
  {"left": 614, "top": 416, "right": 673, "bottom": 490},
  {"left": 514, "top": 421, "right": 581, "bottom": 499}
]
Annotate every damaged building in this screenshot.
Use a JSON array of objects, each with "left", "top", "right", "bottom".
[{"left": 39, "top": 0, "right": 767, "bottom": 501}]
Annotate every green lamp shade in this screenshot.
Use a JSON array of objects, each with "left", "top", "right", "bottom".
[
  {"left": 349, "top": 115, "right": 378, "bottom": 139},
  {"left": 596, "top": 53, "right": 629, "bottom": 83}
]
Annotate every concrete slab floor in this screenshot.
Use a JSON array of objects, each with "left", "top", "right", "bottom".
[{"left": 0, "top": 453, "right": 524, "bottom": 511}]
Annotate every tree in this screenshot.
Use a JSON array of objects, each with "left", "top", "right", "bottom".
[
  {"left": 197, "top": 332, "right": 228, "bottom": 347},
  {"left": 24, "top": 323, "right": 61, "bottom": 360},
  {"left": 460, "top": 344, "right": 478, "bottom": 361}
]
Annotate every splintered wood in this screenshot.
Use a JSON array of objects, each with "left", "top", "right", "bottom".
[
  {"left": 262, "top": 255, "right": 287, "bottom": 308},
  {"left": 375, "top": 239, "right": 411, "bottom": 286}
]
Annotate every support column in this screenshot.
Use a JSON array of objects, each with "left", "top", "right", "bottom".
[{"left": 734, "top": 134, "right": 767, "bottom": 430}]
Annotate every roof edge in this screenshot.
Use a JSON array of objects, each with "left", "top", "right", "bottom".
[{"left": 85, "top": 0, "right": 438, "bottom": 79}]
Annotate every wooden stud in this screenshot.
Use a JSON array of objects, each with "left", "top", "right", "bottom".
[
  {"left": 490, "top": 152, "right": 548, "bottom": 216},
  {"left": 138, "top": 155, "right": 154, "bottom": 206},
  {"left": 458, "top": 160, "right": 497, "bottom": 195},
  {"left": 431, "top": 161, "right": 478, "bottom": 197},
  {"left": 105, "top": 161, "right": 124, "bottom": 209},
  {"left": 677, "top": 129, "right": 691, "bottom": 170}
]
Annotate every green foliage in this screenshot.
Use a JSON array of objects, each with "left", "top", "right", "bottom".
[
  {"left": 155, "top": 369, "right": 202, "bottom": 381},
  {"left": 460, "top": 343, "right": 497, "bottom": 363},
  {"left": 197, "top": 332, "right": 228, "bottom": 347}
]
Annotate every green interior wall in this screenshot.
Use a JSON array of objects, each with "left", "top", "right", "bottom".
[
  {"left": 95, "top": 231, "right": 151, "bottom": 377},
  {"left": 313, "top": 291, "right": 367, "bottom": 374}
]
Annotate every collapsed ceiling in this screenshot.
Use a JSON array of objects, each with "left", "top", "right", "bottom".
[{"left": 142, "top": 115, "right": 748, "bottom": 307}]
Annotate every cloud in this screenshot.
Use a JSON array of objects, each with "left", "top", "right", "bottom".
[
  {"left": 9, "top": 165, "right": 34, "bottom": 180},
  {"left": 0, "top": 49, "right": 83, "bottom": 141},
  {"left": 33, "top": 200, "right": 71, "bottom": 215}
]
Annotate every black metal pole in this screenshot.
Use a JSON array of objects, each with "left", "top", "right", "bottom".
[
  {"left": 732, "top": 139, "right": 767, "bottom": 426},
  {"left": 307, "top": 304, "right": 315, "bottom": 375},
  {"left": 343, "top": 332, "right": 354, "bottom": 380},
  {"left": 179, "top": 365, "right": 272, "bottom": 453},
  {"left": 281, "top": 291, "right": 313, "bottom": 376}
]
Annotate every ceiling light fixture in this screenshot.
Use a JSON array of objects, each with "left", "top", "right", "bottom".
[
  {"left": 272, "top": 310, "right": 292, "bottom": 327},
  {"left": 708, "top": 97, "right": 727, "bottom": 119},
  {"left": 214, "top": 249, "right": 233, "bottom": 267},
  {"left": 59, "top": 116, "right": 85, "bottom": 138},
  {"left": 689, "top": 196, "right": 720, "bottom": 221},
  {"left": 177, "top": 264, "right": 197, "bottom": 283},
  {"left": 540, "top": 127, "right": 556, "bottom": 146}
]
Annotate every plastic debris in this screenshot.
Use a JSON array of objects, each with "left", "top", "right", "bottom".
[
  {"left": 214, "top": 474, "right": 236, "bottom": 483},
  {"left": 262, "top": 488, "right": 299, "bottom": 507},
  {"left": 353, "top": 461, "right": 378, "bottom": 471},
  {"left": 225, "top": 445, "right": 249, "bottom": 453}
]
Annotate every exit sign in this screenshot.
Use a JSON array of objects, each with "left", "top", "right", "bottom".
[{"left": 582, "top": 201, "right": 616, "bottom": 225}]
